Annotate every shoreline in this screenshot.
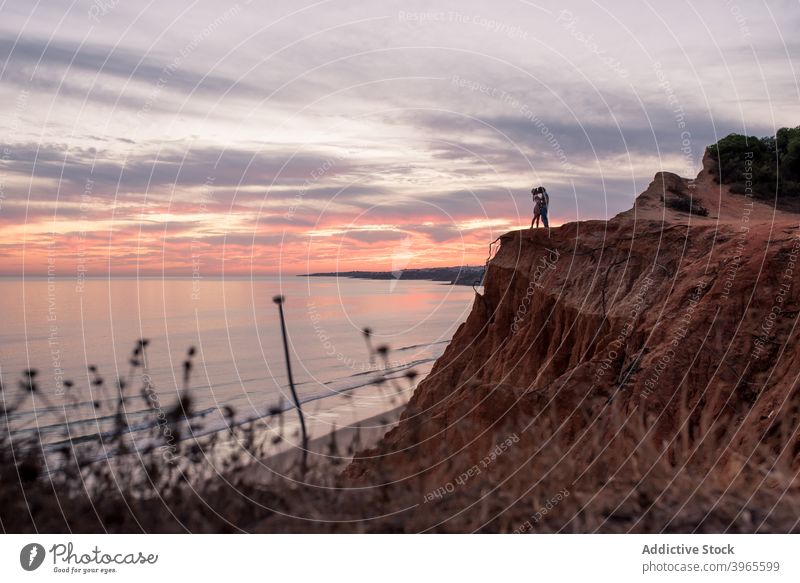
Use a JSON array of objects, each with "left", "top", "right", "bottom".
[{"left": 256, "top": 403, "right": 406, "bottom": 473}]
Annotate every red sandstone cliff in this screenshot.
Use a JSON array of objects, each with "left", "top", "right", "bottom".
[{"left": 345, "top": 154, "right": 800, "bottom": 529}]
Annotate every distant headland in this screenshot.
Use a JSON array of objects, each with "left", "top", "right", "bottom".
[{"left": 300, "top": 266, "right": 485, "bottom": 286}]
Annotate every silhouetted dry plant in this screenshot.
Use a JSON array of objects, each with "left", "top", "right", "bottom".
[{"left": 1, "top": 333, "right": 798, "bottom": 533}]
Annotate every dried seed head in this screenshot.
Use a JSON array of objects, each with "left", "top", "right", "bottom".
[
  {"left": 17, "top": 458, "right": 40, "bottom": 483},
  {"left": 19, "top": 379, "right": 37, "bottom": 393}
]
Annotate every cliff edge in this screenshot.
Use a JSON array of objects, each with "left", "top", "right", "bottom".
[{"left": 343, "top": 154, "right": 800, "bottom": 532}]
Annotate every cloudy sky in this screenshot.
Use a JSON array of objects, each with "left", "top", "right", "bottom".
[{"left": 0, "top": 0, "right": 797, "bottom": 275}]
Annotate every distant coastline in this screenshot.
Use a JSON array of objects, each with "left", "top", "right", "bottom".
[{"left": 301, "top": 266, "right": 484, "bottom": 286}]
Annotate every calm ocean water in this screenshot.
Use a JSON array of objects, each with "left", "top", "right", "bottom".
[{"left": 0, "top": 276, "right": 475, "bottom": 450}]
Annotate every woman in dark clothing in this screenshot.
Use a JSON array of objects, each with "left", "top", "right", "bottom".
[{"left": 530, "top": 186, "right": 550, "bottom": 229}]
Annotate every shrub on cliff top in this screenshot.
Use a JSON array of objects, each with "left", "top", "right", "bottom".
[
  {"left": 665, "top": 194, "right": 709, "bottom": 217},
  {"left": 707, "top": 126, "right": 800, "bottom": 200}
]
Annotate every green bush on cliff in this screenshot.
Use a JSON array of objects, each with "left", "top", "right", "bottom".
[{"left": 707, "top": 126, "right": 800, "bottom": 200}]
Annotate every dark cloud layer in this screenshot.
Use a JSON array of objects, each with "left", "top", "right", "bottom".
[{"left": 0, "top": 0, "right": 796, "bottom": 273}]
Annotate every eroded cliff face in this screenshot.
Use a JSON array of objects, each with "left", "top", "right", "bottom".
[{"left": 345, "top": 155, "right": 800, "bottom": 493}]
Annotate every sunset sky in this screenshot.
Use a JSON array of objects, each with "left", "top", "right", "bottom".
[{"left": 0, "top": 0, "right": 797, "bottom": 276}]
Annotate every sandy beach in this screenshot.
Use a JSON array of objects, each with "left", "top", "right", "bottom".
[{"left": 235, "top": 380, "right": 410, "bottom": 477}]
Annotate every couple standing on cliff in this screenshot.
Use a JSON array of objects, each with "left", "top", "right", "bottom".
[{"left": 530, "top": 186, "right": 550, "bottom": 229}]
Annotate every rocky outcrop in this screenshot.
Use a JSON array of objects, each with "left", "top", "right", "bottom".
[{"left": 345, "top": 154, "right": 800, "bottom": 492}]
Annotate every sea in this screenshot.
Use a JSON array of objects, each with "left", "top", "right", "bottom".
[{"left": 0, "top": 276, "right": 476, "bottom": 455}]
